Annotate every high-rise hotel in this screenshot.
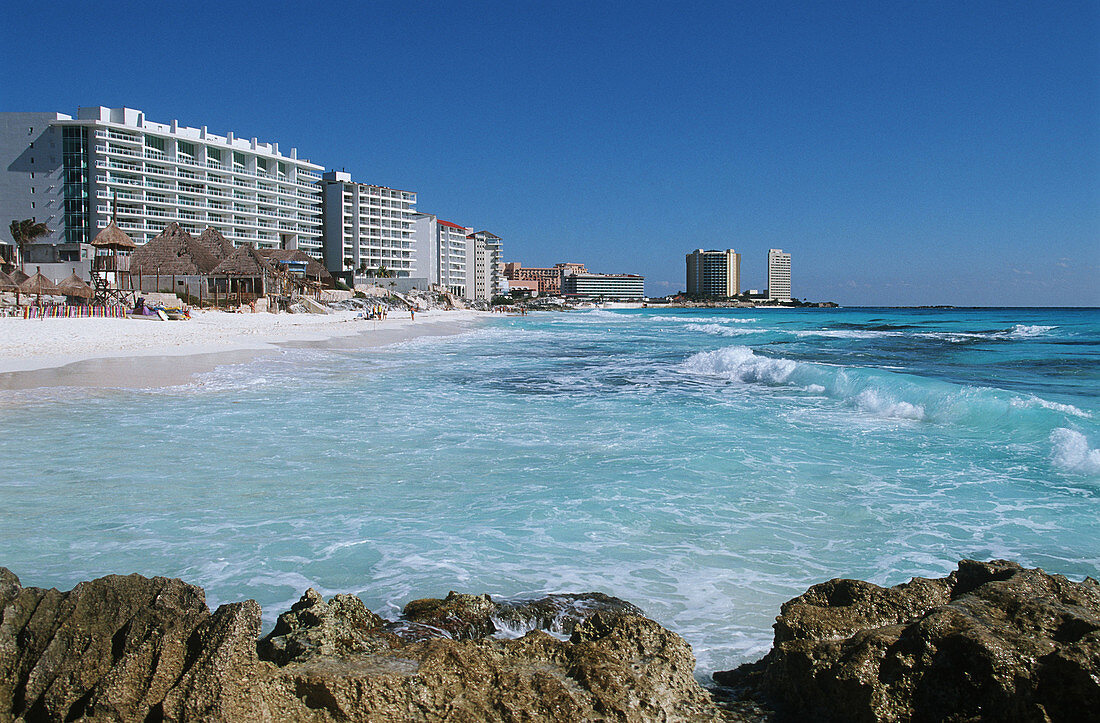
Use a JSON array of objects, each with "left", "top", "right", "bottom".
[
  {"left": 319, "top": 171, "right": 418, "bottom": 276},
  {"left": 686, "top": 248, "right": 741, "bottom": 297},
  {"left": 767, "top": 248, "right": 792, "bottom": 301},
  {"left": 0, "top": 107, "right": 324, "bottom": 256}
]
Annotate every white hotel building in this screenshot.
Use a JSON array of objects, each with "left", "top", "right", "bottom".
[
  {"left": 319, "top": 171, "right": 417, "bottom": 276},
  {"left": 768, "top": 248, "right": 792, "bottom": 301},
  {"left": 0, "top": 107, "right": 325, "bottom": 256},
  {"left": 412, "top": 213, "right": 470, "bottom": 297}
]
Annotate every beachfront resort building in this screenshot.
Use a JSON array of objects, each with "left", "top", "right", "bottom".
[
  {"left": 502, "top": 262, "right": 588, "bottom": 296},
  {"left": 470, "top": 231, "right": 504, "bottom": 299},
  {"left": 0, "top": 107, "right": 325, "bottom": 258},
  {"left": 767, "top": 248, "right": 792, "bottom": 301},
  {"left": 412, "top": 213, "right": 470, "bottom": 297},
  {"left": 560, "top": 270, "right": 645, "bottom": 300},
  {"left": 686, "top": 249, "right": 741, "bottom": 298},
  {"left": 0, "top": 112, "right": 69, "bottom": 245},
  {"left": 319, "top": 171, "right": 418, "bottom": 277}
]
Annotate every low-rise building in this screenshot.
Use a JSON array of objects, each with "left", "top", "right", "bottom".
[
  {"left": 503, "top": 261, "right": 587, "bottom": 296},
  {"left": 561, "top": 270, "right": 644, "bottom": 300}
]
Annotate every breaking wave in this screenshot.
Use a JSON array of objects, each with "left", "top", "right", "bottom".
[
  {"left": 685, "top": 323, "right": 757, "bottom": 337},
  {"left": 1050, "top": 429, "right": 1100, "bottom": 474},
  {"left": 680, "top": 345, "right": 1092, "bottom": 427}
]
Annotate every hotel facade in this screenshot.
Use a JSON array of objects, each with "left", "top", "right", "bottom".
[
  {"left": 470, "top": 231, "right": 504, "bottom": 299},
  {"left": 412, "top": 213, "right": 470, "bottom": 297},
  {"left": 686, "top": 248, "right": 741, "bottom": 297},
  {"left": 319, "top": 171, "right": 417, "bottom": 276},
  {"left": 767, "top": 248, "right": 792, "bottom": 301},
  {"left": 561, "top": 270, "right": 645, "bottom": 300},
  {"left": 0, "top": 107, "right": 325, "bottom": 257}
]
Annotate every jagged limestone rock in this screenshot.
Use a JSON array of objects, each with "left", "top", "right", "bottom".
[
  {"left": 715, "top": 559, "right": 1100, "bottom": 722},
  {"left": 0, "top": 568, "right": 728, "bottom": 722}
]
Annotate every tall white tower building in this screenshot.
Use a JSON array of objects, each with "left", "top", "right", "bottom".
[
  {"left": 469, "top": 231, "right": 504, "bottom": 300},
  {"left": 412, "top": 212, "right": 470, "bottom": 297},
  {"left": 767, "top": 248, "right": 792, "bottom": 301},
  {"left": 319, "top": 171, "right": 417, "bottom": 275}
]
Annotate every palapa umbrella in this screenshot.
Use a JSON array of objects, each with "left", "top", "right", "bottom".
[
  {"left": 0, "top": 270, "right": 17, "bottom": 291},
  {"left": 0, "top": 270, "right": 20, "bottom": 307},
  {"left": 20, "top": 269, "right": 61, "bottom": 305},
  {"left": 9, "top": 269, "right": 29, "bottom": 285},
  {"left": 57, "top": 272, "right": 94, "bottom": 300}
]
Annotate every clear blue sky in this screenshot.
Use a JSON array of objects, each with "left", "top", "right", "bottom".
[{"left": 2, "top": 1, "right": 1097, "bottom": 305}]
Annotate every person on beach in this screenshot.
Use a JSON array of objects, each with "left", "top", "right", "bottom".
[{"left": 410, "top": 307, "right": 415, "bottom": 321}]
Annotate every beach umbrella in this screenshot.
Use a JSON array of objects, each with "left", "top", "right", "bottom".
[
  {"left": 0, "top": 270, "right": 17, "bottom": 292},
  {"left": 10, "top": 269, "right": 29, "bottom": 285},
  {"left": 20, "top": 270, "right": 61, "bottom": 306},
  {"left": 57, "top": 272, "right": 94, "bottom": 300}
]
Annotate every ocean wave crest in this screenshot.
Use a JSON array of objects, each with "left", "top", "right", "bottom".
[
  {"left": 685, "top": 323, "right": 756, "bottom": 337},
  {"left": 1050, "top": 428, "right": 1100, "bottom": 474},
  {"left": 1006, "top": 324, "right": 1057, "bottom": 338},
  {"left": 681, "top": 345, "right": 1094, "bottom": 427}
]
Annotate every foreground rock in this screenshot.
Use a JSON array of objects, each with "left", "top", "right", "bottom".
[
  {"left": 715, "top": 559, "right": 1100, "bottom": 722},
  {"left": 0, "top": 568, "right": 725, "bottom": 722}
]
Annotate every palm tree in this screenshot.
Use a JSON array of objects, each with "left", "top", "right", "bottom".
[
  {"left": 375, "top": 265, "right": 391, "bottom": 279},
  {"left": 9, "top": 219, "right": 50, "bottom": 273}
]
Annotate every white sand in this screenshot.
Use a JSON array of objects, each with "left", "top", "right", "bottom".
[{"left": 0, "top": 308, "right": 485, "bottom": 377}]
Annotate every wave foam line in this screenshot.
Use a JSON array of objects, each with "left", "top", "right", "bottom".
[{"left": 680, "top": 345, "right": 1092, "bottom": 427}]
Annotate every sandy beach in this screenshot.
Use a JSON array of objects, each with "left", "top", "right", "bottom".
[{"left": 0, "top": 309, "right": 485, "bottom": 389}]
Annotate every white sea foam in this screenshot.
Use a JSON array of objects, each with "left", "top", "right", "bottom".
[
  {"left": 1050, "top": 429, "right": 1100, "bottom": 474},
  {"left": 853, "top": 389, "right": 925, "bottom": 420},
  {"left": 1011, "top": 396, "right": 1092, "bottom": 419},
  {"left": 682, "top": 346, "right": 798, "bottom": 384},
  {"left": 685, "top": 323, "right": 756, "bottom": 337},
  {"left": 1008, "top": 324, "right": 1056, "bottom": 338},
  {"left": 649, "top": 315, "right": 758, "bottom": 324}
]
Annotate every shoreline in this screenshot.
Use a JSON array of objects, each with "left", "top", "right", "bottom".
[{"left": 0, "top": 309, "right": 487, "bottom": 390}]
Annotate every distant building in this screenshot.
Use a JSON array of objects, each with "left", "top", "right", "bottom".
[
  {"left": 469, "top": 231, "right": 504, "bottom": 299},
  {"left": 767, "top": 248, "right": 791, "bottom": 301},
  {"left": 561, "top": 270, "right": 644, "bottom": 300},
  {"left": 502, "top": 261, "right": 587, "bottom": 296},
  {"left": 320, "top": 171, "right": 417, "bottom": 276},
  {"left": 686, "top": 249, "right": 740, "bottom": 297},
  {"left": 0, "top": 107, "right": 324, "bottom": 255}
]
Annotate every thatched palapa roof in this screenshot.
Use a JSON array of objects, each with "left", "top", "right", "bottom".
[
  {"left": 210, "top": 244, "right": 274, "bottom": 277},
  {"left": 197, "top": 228, "right": 236, "bottom": 263},
  {"left": 57, "top": 272, "right": 94, "bottom": 299},
  {"left": 131, "top": 223, "right": 219, "bottom": 275},
  {"left": 20, "top": 271, "right": 60, "bottom": 295},
  {"left": 10, "top": 269, "right": 29, "bottom": 284},
  {"left": 257, "top": 249, "right": 333, "bottom": 284},
  {"left": 0, "top": 270, "right": 18, "bottom": 292},
  {"left": 91, "top": 221, "right": 136, "bottom": 250}
]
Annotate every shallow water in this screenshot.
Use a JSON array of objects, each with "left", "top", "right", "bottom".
[{"left": 1, "top": 307, "right": 1097, "bottom": 674}]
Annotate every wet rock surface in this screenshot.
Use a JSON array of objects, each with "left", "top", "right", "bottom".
[
  {"left": 715, "top": 559, "right": 1100, "bottom": 722},
  {"left": 0, "top": 568, "right": 726, "bottom": 722}
]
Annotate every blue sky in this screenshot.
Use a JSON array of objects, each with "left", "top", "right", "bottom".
[{"left": 2, "top": 1, "right": 1096, "bottom": 305}]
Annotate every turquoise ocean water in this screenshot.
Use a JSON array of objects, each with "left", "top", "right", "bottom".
[{"left": 1, "top": 307, "right": 1097, "bottom": 674}]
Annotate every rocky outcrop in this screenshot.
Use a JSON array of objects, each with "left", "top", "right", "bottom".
[
  {"left": 402, "top": 590, "right": 643, "bottom": 639},
  {"left": 715, "top": 559, "right": 1100, "bottom": 722},
  {"left": 0, "top": 568, "right": 725, "bottom": 722}
]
